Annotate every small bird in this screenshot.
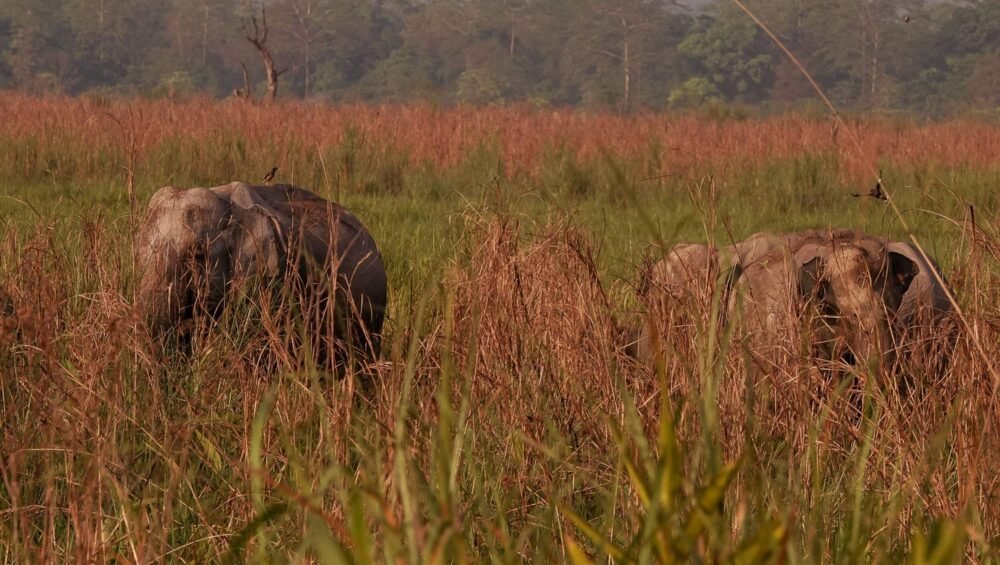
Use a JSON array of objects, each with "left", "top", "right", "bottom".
[
  {"left": 852, "top": 179, "right": 887, "bottom": 201},
  {"left": 263, "top": 166, "right": 278, "bottom": 184},
  {"left": 903, "top": 15, "right": 912, "bottom": 24}
]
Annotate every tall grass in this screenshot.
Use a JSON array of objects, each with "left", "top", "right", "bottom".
[
  {"left": 1, "top": 95, "right": 999, "bottom": 562},
  {"left": 5, "top": 93, "right": 1000, "bottom": 191}
]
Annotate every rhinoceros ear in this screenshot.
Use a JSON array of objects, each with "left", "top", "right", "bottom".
[
  {"left": 797, "top": 255, "right": 826, "bottom": 301},
  {"left": 225, "top": 187, "right": 288, "bottom": 279},
  {"left": 889, "top": 251, "right": 919, "bottom": 294},
  {"left": 719, "top": 261, "right": 743, "bottom": 301}
]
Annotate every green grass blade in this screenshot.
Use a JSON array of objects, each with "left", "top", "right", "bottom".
[
  {"left": 558, "top": 503, "right": 627, "bottom": 562},
  {"left": 223, "top": 502, "right": 289, "bottom": 565}
]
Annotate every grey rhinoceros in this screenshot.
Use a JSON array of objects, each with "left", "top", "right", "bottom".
[
  {"left": 636, "top": 229, "right": 952, "bottom": 377},
  {"left": 135, "top": 182, "right": 388, "bottom": 372}
]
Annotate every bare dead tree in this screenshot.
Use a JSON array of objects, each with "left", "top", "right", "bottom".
[
  {"left": 587, "top": 15, "right": 643, "bottom": 114},
  {"left": 289, "top": 0, "right": 334, "bottom": 99},
  {"left": 232, "top": 62, "right": 254, "bottom": 101},
  {"left": 242, "top": 8, "right": 287, "bottom": 104}
]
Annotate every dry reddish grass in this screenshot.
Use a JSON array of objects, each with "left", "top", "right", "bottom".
[
  {"left": 441, "top": 218, "right": 639, "bottom": 474},
  {"left": 1, "top": 209, "right": 998, "bottom": 560},
  {"left": 2, "top": 93, "right": 1000, "bottom": 560},
  {"left": 4, "top": 93, "right": 1000, "bottom": 186}
]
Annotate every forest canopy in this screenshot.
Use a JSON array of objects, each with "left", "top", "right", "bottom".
[{"left": 0, "top": 0, "right": 996, "bottom": 116}]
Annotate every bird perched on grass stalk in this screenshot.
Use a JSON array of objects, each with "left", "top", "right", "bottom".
[
  {"left": 263, "top": 167, "right": 278, "bottom": 185},
  {"left": 852, "top": 178, "right": 887, "bottom": 201}
]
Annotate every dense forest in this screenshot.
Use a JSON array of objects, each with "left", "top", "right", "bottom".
[{"left": 0, "top": 0, "right": 997, "bottom": 115}]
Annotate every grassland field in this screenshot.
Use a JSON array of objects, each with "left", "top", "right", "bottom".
[{"left": 1, "top": 94, "right": 999, "bottom": 562}]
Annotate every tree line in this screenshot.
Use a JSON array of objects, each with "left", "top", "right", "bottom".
[{"left": 0, "top": 0, "right": 997, "bottom": 115}]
